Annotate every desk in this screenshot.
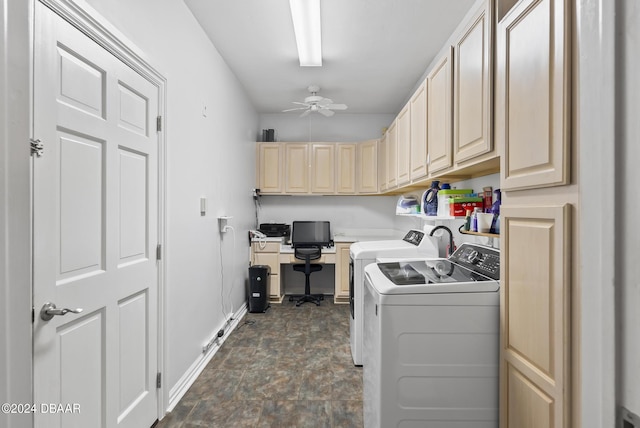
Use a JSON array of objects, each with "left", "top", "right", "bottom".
[{"left": 250, "top": 240, "right": 351, "bottom": 304}]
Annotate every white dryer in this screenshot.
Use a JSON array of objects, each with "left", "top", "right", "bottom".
[
  {"left": 362, "top": 243, "right": 500, "bottom": 428},
  {"left": 349, "top": 229, "right": 439, "bottom": 366}
]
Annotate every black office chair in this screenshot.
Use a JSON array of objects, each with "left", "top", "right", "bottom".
[{"left": 290, "top": 246, "right": 325, "bottom": 306}]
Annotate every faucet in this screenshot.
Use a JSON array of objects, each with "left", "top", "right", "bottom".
[{"left": 429, "top": 225, "right": 455, "bottom": 257}]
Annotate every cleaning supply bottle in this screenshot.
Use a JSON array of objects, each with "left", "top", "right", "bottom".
[
  {"left": 436, "top": 183, "right": 451, "bottom": 216},
  {"left": 471, "top": 207, "right": 481, "bottom": 232},
  {"left": 464, "top": 209, "right": 472, "bottom": 231},
  {"left": 423, "top": 181, "right": 440, "bottom": 216},
  {"left": 490, "top": 189, "right": 501, "bottom": 234}
]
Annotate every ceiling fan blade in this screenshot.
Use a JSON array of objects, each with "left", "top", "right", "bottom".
[
  {"left": 318, "top": 98, "right": 333, "bottom": 107},
  {"left": 319, "top": 109, "right": 334, "bottom": 117},
  {"left": 300, "top": 109, "right": 311, "bottom": 118},
  {"left": 292, "top": 101, "right": 310, "bottom": 106},
  {"left": 282, "top": 107, "right": 307, "bottom": 112},
  {"left": 326, "top": 103, "right": 348, "bottom": 110}
]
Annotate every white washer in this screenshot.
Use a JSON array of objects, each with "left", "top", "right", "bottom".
[
  {"left": 362, "top": 243, "right": 500, "bottom": 428},
  {"left": 349, "top": 229, "right": 439, "bottom": 366}
]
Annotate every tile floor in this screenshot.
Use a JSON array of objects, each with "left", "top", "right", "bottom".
[{"left": 156, "top": 298, "right": 363, "bottom": 428}]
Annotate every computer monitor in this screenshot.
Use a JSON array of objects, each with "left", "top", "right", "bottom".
[{"left": 291, "top": 221, "right": 331, "bottom": 247}]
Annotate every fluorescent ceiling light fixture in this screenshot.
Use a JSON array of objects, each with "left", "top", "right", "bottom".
[{"left": 289, "top": 0, "right": 322, "bottom": 66}]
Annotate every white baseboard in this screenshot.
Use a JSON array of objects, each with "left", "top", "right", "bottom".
[{"left": 166, "top": 303, "right": 248, "bottom": 412}]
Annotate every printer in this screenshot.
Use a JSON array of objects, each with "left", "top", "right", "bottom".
[{"left": 258, "top": 223, "right": 290, "bottom": 238}]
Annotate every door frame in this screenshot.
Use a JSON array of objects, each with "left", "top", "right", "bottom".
[
  {"left": 34, "top": 0, "right": 168, "bottom": 419},
  {"left": 576, "top": 0, "right": 616, "bottom": 427}
]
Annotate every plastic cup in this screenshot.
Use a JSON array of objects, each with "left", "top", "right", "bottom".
[{"left": 476, "top": 213, "right": 494, "bottom": 233}]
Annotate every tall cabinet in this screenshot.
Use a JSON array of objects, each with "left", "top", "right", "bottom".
[{"left": 496, "top": 1, "right": 575, "bottom": 428}]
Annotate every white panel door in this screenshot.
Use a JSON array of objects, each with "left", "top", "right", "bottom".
[{"left": 33, "top": 4, "right": 159, "bottom": 427}]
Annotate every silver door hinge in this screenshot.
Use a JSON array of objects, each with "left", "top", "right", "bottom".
[
  {"left": 30, "top": 138, "right": 44, "bottom": 157},
  {"left": 156, "top": 372, "right": 162, "bottom": 388},
  {"left": 156, "top": 244, "right": 162, "bottom": 261},
  {"left": 156, "top": 116, "right": 162, "bottom": 132}
]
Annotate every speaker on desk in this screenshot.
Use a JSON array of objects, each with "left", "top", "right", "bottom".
[{"left": 248, "top": 265, "right": 270, "bottom": 313}]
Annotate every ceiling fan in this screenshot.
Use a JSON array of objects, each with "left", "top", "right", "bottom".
[{"left": 282, "top": 85, "right": 348, "bottom": 117}]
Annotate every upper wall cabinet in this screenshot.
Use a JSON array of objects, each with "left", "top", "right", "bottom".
[
  {"left": 378, "top": 132, "right": 388, "bottom": 193},
  {"left": 496, "top": 0, "right": 570, "bottom": 191},
  {"left": 427, "top": 47, "right": 454, "bottom": 174},
  {"left": 311, "top": 143, "right": 336, "bottom": 194},
  {"left": 257, "top": 141, "right": 378, "bottom": 195},
  {"left": 386, "top": 120, "right": 398, "bottom": 189},
  {"left": 284, "top": 143, "right": 309, "bottom": 194},
  {"left": 257, "top": 143, "right": 283, "bottom": 194},
  {"left": 396, "top": 103, "right": 411, "bottom": 186},
  {"left": 409, "top": 80, "right": 428, "bottom": 182},
  {"left": 336, "top": 143, "right": 357, "bottom": 194},
  {"left": 357, "top": 139, "right": 378, "bottom": 194},
  {"left": 453, "top": 0, "right": 493, "bottom": 165}
]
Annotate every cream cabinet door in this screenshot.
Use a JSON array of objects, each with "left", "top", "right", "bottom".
[
  {"left": 453, "top": 0, "right": 492, "bottom": 164},
  {"left": 500, "top": 204, "right": 571, "bottom": 428},
  {"left": 409, "top": 80, "right": 428, "bottom": 181},
  {"left": 396, "top": 103, "right": 411, "bottom": 186},
  {"left": 427, "top": 48, "right": 453, "bottom": 174},
  {"left": 386, "top": 121, "right": 398, "bottom": 189},
  {"left": 336, "top": 143, "right": 356, "bottom": 194},
  {"left": 334, "top": 243, "right": 352, "bottom": 303},
  {"left": 378, "top": 132, "right": 388, "bottom": 193},
  {"left": 252, "top": 243, "right": 281, "bottom": 301},
  {"left": 257, "top": 143, "right": 283, "bottom": 194},
  {"left": 284, "top": 143, "right": 309, "bottom": 193},
  {"left": 497, "top": 0, "right": 570, "bottom": 190},
  {"left": 311, "top": 143, "right": 336, "bottom": 194},
  {"left": 357, "top": 139, "right": 378, "bottom": 194}
]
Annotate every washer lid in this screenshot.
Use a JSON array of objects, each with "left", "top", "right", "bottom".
[{"left": 364, "top": 261, "right": 499, "bottom": 295}]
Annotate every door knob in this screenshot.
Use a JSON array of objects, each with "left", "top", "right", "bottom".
[{"left": 40, "top": 302, "right": 83, "bottom": 321}]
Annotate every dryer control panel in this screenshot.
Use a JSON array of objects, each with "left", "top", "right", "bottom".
[{"left": 402, "top": 230, "right": 424, "bottom": 246}]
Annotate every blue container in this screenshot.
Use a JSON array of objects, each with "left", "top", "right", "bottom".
[{"left": 423, "top": 181, "right": 440, "bottom": 216}]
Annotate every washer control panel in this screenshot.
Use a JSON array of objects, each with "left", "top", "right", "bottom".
[{"left": 449, "top": 243, "right": 500, "bottom": 281}]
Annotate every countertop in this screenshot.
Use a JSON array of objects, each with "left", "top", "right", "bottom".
[{"left": 251, "top": 228, "right": 406, "bottom": 251}]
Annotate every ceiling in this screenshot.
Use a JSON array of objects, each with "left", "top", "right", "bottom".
[{"left": 183, "top": 0, "right": 475, "bottom": 115}]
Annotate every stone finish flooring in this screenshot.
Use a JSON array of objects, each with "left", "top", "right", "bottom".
[{"left": 156, "top": 299, "right": 363, "bottom": 428}]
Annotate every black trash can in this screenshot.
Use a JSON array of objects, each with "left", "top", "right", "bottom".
[{"left": 248, "top": 265, "right": 270, "bottom": 313}]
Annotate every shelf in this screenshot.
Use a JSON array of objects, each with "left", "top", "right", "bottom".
[
  {"left": 396, "top": 213, "right": 465, "bottom": 220},
  {"left": 458, "top": 228, "right": 499, "bottom": 239}
]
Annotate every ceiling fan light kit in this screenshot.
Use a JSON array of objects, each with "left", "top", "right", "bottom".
[{"left": 283, "top": 85, "right": 348, "bottom": 117}]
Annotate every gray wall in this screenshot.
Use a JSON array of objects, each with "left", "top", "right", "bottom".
[{"left": 259, "top": 113, "right": 395, "bottom": 142}]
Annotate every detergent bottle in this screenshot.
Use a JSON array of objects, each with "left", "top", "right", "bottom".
[
  {"left": 423, "top": 181, "right": 440, "bottom": 216},
  {"left": 490, "top": 189, "right": 501, "bottom": 234}
]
